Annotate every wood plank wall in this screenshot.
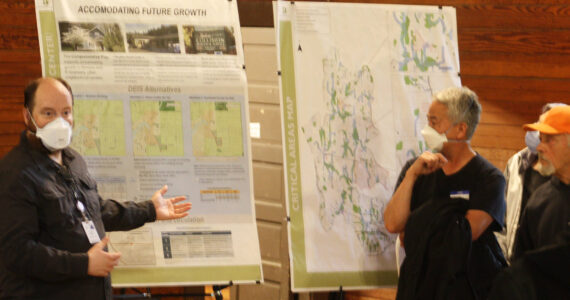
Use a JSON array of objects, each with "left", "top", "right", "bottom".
[
  {"left": 0, "top": 2, "right": 39, "bottom": 155},
  {"left": 1, "top": 1, "right": 569, "bottom": 300}
]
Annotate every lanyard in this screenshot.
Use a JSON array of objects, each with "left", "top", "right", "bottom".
[
  {"left": 61, "top": 167, "right": 90, "bottom": 221},
  {"left": 59, "top": 166, "right": 100, "bottom": 244}
]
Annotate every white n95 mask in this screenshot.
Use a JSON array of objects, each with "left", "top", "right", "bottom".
[
  {"left": 525, "top": 131, "right": 540, "bottom": 153},
  {"left": 421, "top": 125, "right": 448, "bottom": 152},
  {"left": 29, "top": 113, "right": 72, "bottom": 151}
]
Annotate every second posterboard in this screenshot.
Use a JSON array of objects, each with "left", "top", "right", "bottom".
[
  {"left": 275, "top": 1, "right": 461, "bottom": 291},
  {"left": 35, "top": 0, "right": 262, "bottom": 287}
]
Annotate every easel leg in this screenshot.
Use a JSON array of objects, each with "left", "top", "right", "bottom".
[
  {"left": 328, "top": 286, "right": 343, "bottom": 300},
  {"left": 213, "top": 285, "right": 225, "bottom": 300}
]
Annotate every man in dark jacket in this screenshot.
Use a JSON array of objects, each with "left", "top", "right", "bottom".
[
  {"left": 0, "top": 77, "right": 192, "bottom": 299},
  {"left": 397, "top": 196, "right": 474, "bottom": 300},
  {"left": 488, "top": 232, "right": 569, "bottom": 300}
]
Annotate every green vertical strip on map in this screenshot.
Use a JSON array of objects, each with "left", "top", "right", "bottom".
[
  {"left": 279, "top": 20, "right": 307, "bottom": 284},
  {"left": 38, "top": 11, "right": 61, "bottom": 77}
]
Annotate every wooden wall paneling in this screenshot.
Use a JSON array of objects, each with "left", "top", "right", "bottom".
[
  {"left": 237, "top": 281, "right": 281, "bottom": 299},
  {"left": 345, "top": 289, "right": 398, "bottom": 300},
  {"left": 0, "top": 62, "right": 41, "bottom": 77},
  {"left": 0, "top": 13, "right": 37, "bottom": 27},
  {"left": 258, "top": 222, "right": 283, "bottom": 262},
  {"left": 237, "top": 27, "right": 291, "bottom": 300},
  {"left": 0, "top": 1, "right": 36, "bottom": 11},
  {"left": 237, "top": 0, "right": 570, "bottom": 9},
  {"left": 458, "top": 29, "right": 570, "bottom": 55},
  {"left": 0, "top": 49, "right": 41, "bottom": 64},
  {"left": 456, "top": 5, "right": 570, "bottom": 29},
  {"left": 0, "top": 87, "right": 28, "bottom": 104},
  {"left": 472, "top": 146, "right": 519, "bottom": 172},
  {"left": 237, "top": 1, "right": 275, "bottom": 28},
  {"left": 0, "top": 127, "right": 22, "bottom": 146},
  {"left": 249, "top": 103, "right": 283, "bottom": 144},
  {"left": 252, "top": 141, "right": 284, "bottom": 164},
  {"left": 255, "top": 199, "right": 285, "bottom": 224},
  {"left": 0, "top": 1, "right": 41, "bottom": 159},
  {"left": 461, "top": 76, "right": 570, "bottom": 103},
  {"left": 336, "top": 0, "right": 570, "bottom": 5},
  {"left": 3, "top": 1, "right": 570, "bottom": 299},
  {"left": 460, "top": 52, "right": 570, "bottom": 78},
  {"left": 252, "top": 162, "right": 283, "bottom": 204},
  {"left": 243, "top": 27, "right": 284, "bottom": 167},
  {"left": 0, "top": 24, "right": 40, "bottom": 58}
]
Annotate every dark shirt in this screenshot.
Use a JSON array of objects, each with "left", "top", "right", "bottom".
[
  {"left": 397, "top": 154, "right": 506, "bottom": 230},
  {"left": 0, "top": 132, "right": 157, "bottom": 300},
  {"left": 520, "top": 167, "right": 550, "bottom": 222},
  {"left": 513, "top": 176, "right": 570, "bottom": 261},
  {"left": 396, "top": 154, "right": 507, "bottom": 299},
  {"left": 488, "top": 239, "right": 570, "bottom": 300}
]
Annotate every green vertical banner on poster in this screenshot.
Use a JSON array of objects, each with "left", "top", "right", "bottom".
[
  {"left": 278, "top": 19, "right": 307, "bottom": 280},
  {"left": 38, "top": 11, "right": 61, "bottom": 77}
]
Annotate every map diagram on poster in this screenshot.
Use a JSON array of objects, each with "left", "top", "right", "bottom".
[{"left": 277, "top": 2, "right": 461, "bottom": 290}]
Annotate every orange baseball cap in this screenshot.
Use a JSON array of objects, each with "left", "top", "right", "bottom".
[{"left": 523, "top": 105, "right": 570, "bottom": 134}]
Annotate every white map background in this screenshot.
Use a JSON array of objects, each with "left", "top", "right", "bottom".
[{"left": 290, "top": 3, "right": 461, "bottom": 272}]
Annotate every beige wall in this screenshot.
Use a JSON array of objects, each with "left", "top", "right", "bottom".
[{"left": 232, "top": 27, "right": 291, "bottom": 300}]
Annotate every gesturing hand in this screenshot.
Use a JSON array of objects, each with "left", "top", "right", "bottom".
[
  {"left": 409, "top": 151, "right": 448, "bottom": 177},
  {"left": 87, "top": 236, "right": 121, "bottom": 277},
  {"left": 151, "top": 185, "right": 192, "bottom": 220}
]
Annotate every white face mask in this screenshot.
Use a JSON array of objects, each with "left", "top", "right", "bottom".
[
  {"left": 421, "top": 125, "right": 448, "bottom": 152},
  {"left": 28, "top": 111, "right": 72, "bottom": 151},
  {"left": 421, "top": 124, "right": 464, "bottom": 153}
]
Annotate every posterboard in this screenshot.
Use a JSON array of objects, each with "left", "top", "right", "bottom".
[
  {"left": 35, "top": 0, "right": 262, "bottom": 287},
  {"left": 275, "top": 1, "right": 461, "bottom": 291}
]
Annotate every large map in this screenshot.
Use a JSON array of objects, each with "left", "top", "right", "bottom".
[
  {"left": 277, "top": 2, "right": 461, "bottom": 291},
  {"left": 302, "top": 53, "right": 392, "bottom": 255}
]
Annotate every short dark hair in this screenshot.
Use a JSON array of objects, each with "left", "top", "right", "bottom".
[{"left": 24, "top": 77, "right": 73, "bottom": 111}]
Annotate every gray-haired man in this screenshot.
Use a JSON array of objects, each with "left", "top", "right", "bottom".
[{"left": 384, "top": 86, "right": 506, "bottom": 299}]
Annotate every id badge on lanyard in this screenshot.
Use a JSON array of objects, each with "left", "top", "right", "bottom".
[{"left": 77, "top": 200, "right": 101, "bottom": 244}]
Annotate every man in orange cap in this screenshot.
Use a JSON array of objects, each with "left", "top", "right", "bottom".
[
  {"left": 512, "top": 105, "right": 570, "bottom": 260},
  {"left": 488, "top": 105, "right": 569, "bottom": 299},
  {"left": 496, "top": 103, "right": 566, "bottom": 264}
]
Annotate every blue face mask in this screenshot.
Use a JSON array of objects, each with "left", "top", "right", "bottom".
[{"left": 525, "top": 131, "right": 540, "bottom": 153}]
